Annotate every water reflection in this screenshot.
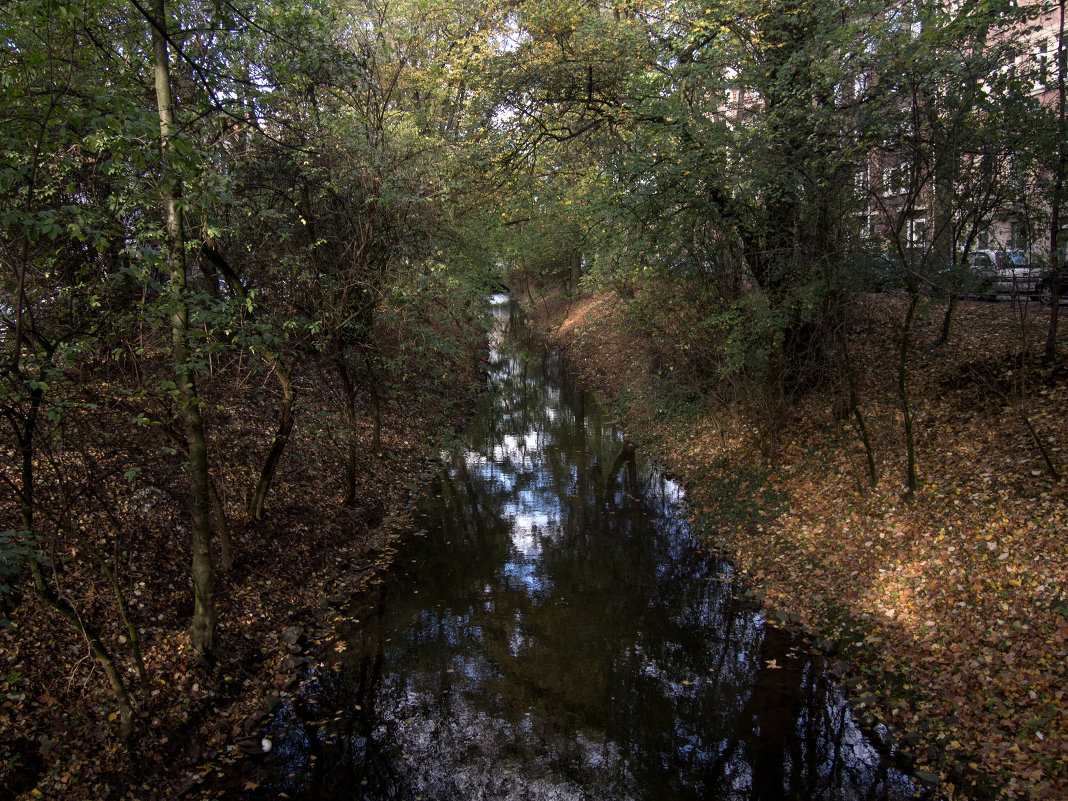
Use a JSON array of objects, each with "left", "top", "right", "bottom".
[{"left": 224, "top": 296, "right": 916, "bottom": 800}]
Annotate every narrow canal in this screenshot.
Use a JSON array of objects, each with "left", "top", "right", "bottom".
[{"left": 222, "top": 296, "right": 917, "bottom": 800}]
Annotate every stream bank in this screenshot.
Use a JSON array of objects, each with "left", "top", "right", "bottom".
[
  {"left": 2, "top": 339, "right": 486, "bottom": 801},
  {"left": 529, "top": 289, "right": 1068, "bottom": 801},
  {"left": 194, "top": 295, "right": 918, "bottom": 801}
]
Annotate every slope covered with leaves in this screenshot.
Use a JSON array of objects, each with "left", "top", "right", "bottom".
[
  {"left": 537, "top": 290, "right": 1068, "bottom": 800},
  {"left": 0, "top": 339, "right": 484, "bottom": 800}
]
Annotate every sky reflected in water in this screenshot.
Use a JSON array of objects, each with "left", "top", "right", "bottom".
[{"left": 215, "top": 296, "right": 918, "bottom": 801}]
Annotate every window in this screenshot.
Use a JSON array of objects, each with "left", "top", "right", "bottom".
[
  {"left": 908, "top": 217, "right": 927, "bottom": 247},
  {"left": 1011, "top": 221, "right": 1029, "bottom": 250},
  {"left": 883, "top": 162, "right": 908, "bottom": 194},
  {"left": 855, "top": 167, "right": 870, "bottom": 194}
]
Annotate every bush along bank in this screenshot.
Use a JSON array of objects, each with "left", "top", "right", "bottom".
[{"left": 530, "top": 289, "right": 1068, "bottom": 801}]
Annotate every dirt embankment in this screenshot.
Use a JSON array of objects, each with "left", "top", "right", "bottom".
[{"left": 531, "top": 289, "right": 1068, "bottom": 801}]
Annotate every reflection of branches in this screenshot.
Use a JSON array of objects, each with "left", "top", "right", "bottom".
[
  {"left": 439, "top": 469, "right": 477, "bottom": 539},
  {"left": 453, "top": 457, "right": 488, "bottom": 538},
  {"left": 604, "top": 442, "right": 639, "bottom": 510},
  {"left": 260, "top": 298, "right": 910, "bottom": 800}
]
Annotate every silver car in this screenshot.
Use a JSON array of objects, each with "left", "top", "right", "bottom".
[{"left": 967, "top": 249, "right": 1041, "bottom": 297}]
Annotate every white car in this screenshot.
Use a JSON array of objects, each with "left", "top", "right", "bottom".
[{"left": 967, "top": 249, "right": 1041, "bottom": 297}]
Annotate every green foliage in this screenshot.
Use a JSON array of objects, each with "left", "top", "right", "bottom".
[
  {"left": 484, "top": 0, "right": 1048, "bottom": 414},
  {"left": 0, "top": 0, "right": 502, "bottom": 689}
]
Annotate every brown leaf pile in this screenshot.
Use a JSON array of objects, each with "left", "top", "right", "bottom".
[
  {"left": 539, "top": 289, "right": 1068, "bottom": 800},
  {"left": 0, "top": 351, "right": 481, "bottom": 800}
]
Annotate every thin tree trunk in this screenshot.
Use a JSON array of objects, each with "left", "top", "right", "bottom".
[
  {"left": 76, "top": 475, "right": 153, "bottom": 697},
  {"left": 898, "top": 293, "right": 921, "bottom": 496},
  {"left": 338, "top": 359, "right": 359, "bottom": 505},
  {"left": 835, "top": 325, "right": 877, "bottom": 487},
  {"left": 372, "top": 385, "right": 382, "bottom": 455},
  {"left": 249, "top": 364, "right": 295, "bottom": 519},
  {"left": 88, "top": 543, "right": 149, "bottom": 701},
  {"left": 1018, "top": 406, "right": 1061, "bottom": 480},
  {"left": 14, "top": 396, "right": 136, "bottom": 736},
  {"left": 1045, "top": 0, "right": 1066, "bottom": 362},
  {"left": 30, "top": 563, "right": 137, "bottom": 739},
  {"left": 364, "top": 354, "right": 382, "bottom": 455},
  {"left": 209, "top": 477, "right": 233, "bottom": 571},
  {"left": 203, "top": 243, "right": 299, "bottom": 522},
  {"left": 569, "top": 249, "right": 582, "bottom": 297},
  {"left": 72, "top": 525, "right": 151, "bottom": 698},
  {"left": 938, "top": 292, "right": 958, "bottom": 346},
  {"left": 106, "top": 556, "right": 150, "bottom": 697},
  {"left": 150, "top": 0, "right": 215, "bottom": 653}
]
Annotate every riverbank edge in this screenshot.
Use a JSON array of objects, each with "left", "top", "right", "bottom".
[
  {"left": 174, "top": 372, "right": 493, "bottom": 800},
  {"left": 2, "top": 352, "right": 490, "bottom": 801},
  {"left": 524, "top": 289, "right": 1068, "bottom": 801}
]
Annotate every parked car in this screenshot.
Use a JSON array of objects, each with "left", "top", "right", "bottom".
[
  {"left": 856, "top": 250, "right": 949, "bottom": 294},
  {"left": 965, "top": 249, "right": 1042, "bottom": 298},
  {"left": 1033, "top": 263, "right": 1066, "bottom": 304}
]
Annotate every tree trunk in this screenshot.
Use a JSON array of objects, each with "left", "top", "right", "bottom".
[
  {"left": 30, "top": 563, "right": 137, "bottom": 739},
  {"left": 1046, "top": 0, "right": 1066, "bottom": 363},
  {"left": 150, "top": 0, "right": 215, "bottom": 653},
  {"left": 363, "top": 353, "right": 382, "bottom": 455},
  {"left": 77, "top": 526, "right": 151, "bottom": 698},
  {"left": 203, "top": 242, "right": 298, "bottom": 523},
  {"left": 835, "top": 324, "right": 877, "bottom": 487},
  {"left": 898, "top": 293, "right": 921, "bottom": 496},
  {"left": 568, "top": 249, "right": 582, "bottom": 297},
  {"left": 937, "top": 292, "right": 958, "bottom": 346},
  {"left": 249, "top": 364, "right": 295, "bottom": 519},
  {"left": 14, "top": 393, "right": 136, "bottom": 736},
  {"left": 337, "top": 359, "right": 360, "bottom": 505},
  {"left": 209, "top": 477, "right": 233, "bottom": 571},
  {"left": 105, "top": 555, "right": 150, "bottom": 697},
  {"left": 372, "top": 384, "right": 382, "bottom": 455}
]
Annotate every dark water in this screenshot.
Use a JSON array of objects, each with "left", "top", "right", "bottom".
[{"left": 217, "top": 297, "right": 917, "bottom": 801}]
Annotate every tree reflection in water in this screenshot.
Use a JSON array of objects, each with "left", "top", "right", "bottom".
[{"left": 219, "top": 297, "right": 917, "bottom": 801}]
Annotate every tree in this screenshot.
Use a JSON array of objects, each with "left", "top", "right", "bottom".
[
  {"left": 855, "top": 0, "right": 1037, "bottom": 492},
  {"left": 144, "top": 0, "right": 217, "bottom": 653},
  {"left": 0, "top": 0, "right": 159, "bottom": 733},
  {"left": 1044, "top": 0, "right": 1066, "bottom": 361}
]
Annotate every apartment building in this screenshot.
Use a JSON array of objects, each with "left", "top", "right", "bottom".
[
  {"left": 981, "top": 0, "right": 1066, "bottom": 258},
  {"left": 840, "top": 0, "right": 1062, "bottom": 268}
]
